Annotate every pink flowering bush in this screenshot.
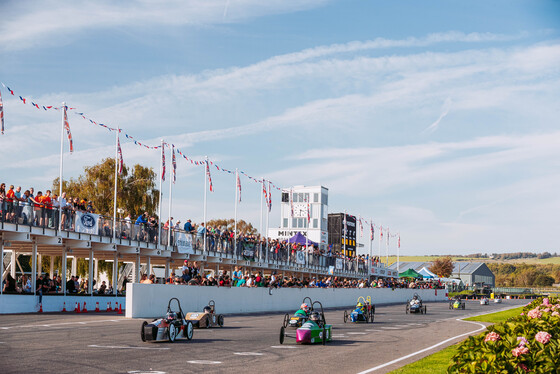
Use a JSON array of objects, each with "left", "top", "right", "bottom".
[{"left": 449, "top": 297, "right": 560, "bottom": 373}]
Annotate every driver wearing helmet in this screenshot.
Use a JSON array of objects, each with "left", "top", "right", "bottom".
[
  {"left": 166, "top": 312, "right": 177, "bottom": 323},
  {"left": 410, "top": 295, "right": 420, "bottom": 306},
  {"left": 295, "top": 303, "right": 310, "bottom": 317},
  {"left": 354, "top": 302, "right": 366, "bottom": 314},
  {"left": 308, "top": 311, "right": 321, "bottom": 327},
  {"left": 203, "top": 305, "right": 212, "bottom": 314}
]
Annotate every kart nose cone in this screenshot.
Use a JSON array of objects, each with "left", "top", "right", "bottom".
[{"left": 296, "top": 329, "right": 311, "bottom": 344}]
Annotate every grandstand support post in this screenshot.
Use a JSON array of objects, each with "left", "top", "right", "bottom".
[
  {"left": 146, "top": 256, "right": 151, "bottom": 276},
  {"left": 113, "top": 126, "right": 119, "bottom": 239},
  {"left": 58, "top": 102, "right": 65, "bottom": 231},
  {"left": 32, "top": 240, "right": 37, "bottom": 296},
  {"left": 164, "top": 259, "right": 169, "bottom": 281},
  {"left": 11, "top": 249, "right": 16, "bottom": 277},
  {"left": 158, "top": 139, "right": 164, "bottom": 246},
  {"left": 88, "top": 249, "right": 94, "bottom": 295},
  {"left": 37, "top": 254, "right": 42, "bottom": 274},
  {"left": 234, "top": 169, "right": 238, "bottom": 258},
  {"left": 71, "top": 257, "right": 77, "bottom": 277},
  {"left": 203, "top": 156, "right": 208, "bottom": 252},
  {"left": 50, "top": 256, "right": 55, "bottom": 279},
  {"left": 61, "top": 247, "right": 67, "bottom": 294},
  {"left": 134, "top": 253, "right": 140, "bottom": 283},
  {"left": 94, "top": 259, "right": 98, "bottom": 288},
  {"left": 112, "top": 252, "right": 118, "bottom": 296},
  {"left": 0, "top": 240, "right": 3, "bottom": 295}
]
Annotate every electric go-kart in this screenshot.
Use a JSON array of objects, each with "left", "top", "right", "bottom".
[
  {"left": 406, "top": 293, "right": 427, "bottom": 314},
  {"left": 280, "top": 300, "right": 332, "bottom": 345},
  {"left": 141, "top": 298, "right": 194, "bottom": 342},
  {"left": 494, "top": 296, "right": 502, "bottom": 304},
  {"left": 185, "top": 299, "right": 224, "bottom": 328},
  {"left": 480, "top": 297, "right": 489, "bottom": 305},
  {"left": 344, "top": 296, "right": 375, "bottom": 323},
  {"left": 449, "top": 296, "right": 466, "bottom": 310},
  {"left": 282, "top": 297, "right": 313, "bottom": 329}
]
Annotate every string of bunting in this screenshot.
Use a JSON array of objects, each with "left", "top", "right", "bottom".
[{"left": 0, "top": 82, "right": 282, "bottom": 190}]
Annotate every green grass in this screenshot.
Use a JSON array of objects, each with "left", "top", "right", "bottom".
[
  {"left": 388, "top": 306, "right": 525, "bottom": 373},
  {"left": 463, "top": 306, "right": 524, "bottom": 323},
  {"left": 388, "top": 344, "right": 459, "bottom": 374}
]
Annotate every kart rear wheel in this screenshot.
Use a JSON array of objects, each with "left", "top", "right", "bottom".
[
  {"left": 206, "top": 316, "right": 211, "bottom": 328},
  {"left": 424, "top": 306, "right": 427, "bottom": 314},
  {"left": 406, "top": 305, "right": 409, "bottom": 314},
  {"left": 279, "top": 326, "right": 285, "bottom": 344},
  {"left": 372, "top": 305, "right": 375, "bottom": 314},
  {"left": 141, "top": 321, "right": 147, "bottom": 342},
  {"left": 343, "top": 310, "right": 348, "bottom": 323},
  {"left": 218, "top": 315, "right": 224, "bottom": 327},
  {"left": 370, "top": 310, "right": 375, "bottom": 323},
  {"left": 283, "top": 313, "right": 290, "bottom": 328},
  {"left": 168, "top": 324, "right": 178, "bottom": 342},
  {"left": 322, "top": 327, "right": 327, "bottom": 345},
  {"left": 183, "top": 321, "right": 194, "bottom": 340}
]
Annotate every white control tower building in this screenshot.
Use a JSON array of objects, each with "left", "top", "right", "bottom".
[{"left": 268, "top": 185, "right": 329, "bottom": 251}]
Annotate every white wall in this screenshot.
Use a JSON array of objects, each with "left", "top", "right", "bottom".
[
  {"left": 126, "top": 284, "right": 448, "bottom": 318},
  {"left": 0, "top": 294, "right": 125, "bottom": 314}
]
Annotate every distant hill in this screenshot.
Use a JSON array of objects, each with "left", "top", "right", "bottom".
[{"left": 387, "top": 252, "right": 560, "bottom": 266}]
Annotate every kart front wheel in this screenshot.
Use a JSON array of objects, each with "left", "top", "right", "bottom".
[
  {"left": 322, "top": 327, "right": 327, "bottom": 345},
  {"left": 370, "top": 311, "right": 375, "bottom": 323},
  {"left": 141, "top": 321, "right": 147, "bottom": 342},
  {"left": 343, "top": 310, "right": 348, "bottom": 323},
  {"left": 168, "top": 324, "right": 178, "bottom": 342},
  {"left": 279, "top": 326, "right": 285, "bottom": 344},
  {"left": 283, "top": 313, "right": 290, "bottom": 328},
  {"left": 183, "top": 321, "right": 194, "bottom": 340},
  {"left": 218, "top": 315, "right": 224, "bottom": 327},
  {"left": 406, "top": 305, "right": 409, "bottom": 314},
  {"left": 424, "top": 306, "right": 427, "bottom": 314}
]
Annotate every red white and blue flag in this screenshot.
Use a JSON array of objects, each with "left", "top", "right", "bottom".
[
  {"left": 0, "top": 88, "right": 4, "bottom": 135},
  {"left": 370, "top": 223, "right": 374, "bottom": 242},
  {"left": 262, "top": 179, "right": 268, "bottom": 206},
  {"left": 117, "top": 135, "right": 123, "bottom": 174},
  {"left": 206, "top": 160, "right": 213, "bottom": 192},
  {"left": 398, "top": 234, "right": 401, "bottom": 248},
  {"left": 307, "top": 198, "right": 310, "bottom": 224},
  {"left": 380, "top": 226, "right": 383, "bottom": 240},
  {"left": 172, "top": 145, "right": 176, "bottom": 184},
  {"left": 63, "top": 106, "right": 74, "bottom": 153},
  {"left": 267, "top": 181, "right": 272, "bottom": 212},
  {"left": 358, "top": 216, "right": 363, "bottom": 237},
  {"left": 236, "top": 171, "right": 242, "bottom": 202},
  {"left": 161, "top": 144, "right": 166, "bottom": 181}
]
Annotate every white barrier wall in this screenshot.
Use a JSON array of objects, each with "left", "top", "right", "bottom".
[
  {"left": 0, "top": 294, "right": 125, "bottom": 314},
  {"left": 126, "top": 284, "right": 448, "bottom": 318}
]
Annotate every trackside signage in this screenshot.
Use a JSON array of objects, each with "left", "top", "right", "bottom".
[{"left": 176, "top": 232, "right": 194, "bottom": 254}]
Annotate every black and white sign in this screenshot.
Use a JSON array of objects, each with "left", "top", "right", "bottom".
[{"left": 75, "top": 211, "right": 99, "bottom": 234}]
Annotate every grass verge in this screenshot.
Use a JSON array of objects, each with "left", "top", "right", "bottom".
[{"left": 388, "top": 306, "right": 524, "bottom": 373}]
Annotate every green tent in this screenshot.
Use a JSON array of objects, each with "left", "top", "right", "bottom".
[{"left": 399, "top": 268, "right": 423, "bottom": 279}]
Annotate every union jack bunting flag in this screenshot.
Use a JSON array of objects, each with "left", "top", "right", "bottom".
[
  {"left": 161, "top": 144, "right": 166, "bottom": 181},
  {"left": 63, "top": 106, "right": 74, "bottom": 153},
  {"left": 172, "top": 145, "right": 176, "bottom": 184},
  {"left": 370, "top": 223, "right": 374, "bottom": 242},
  {"left": 117, "top": 136, "right": 123, "bottom": 174},
  {"left": 206, "top": 161, "right": 213, "bottom": 192},
  {"left": 0, "top": 88, "right": 4, "bottom": 135},
  {"left": 380, "top": 225, "right": 383, "bottom": 239},
  {"left": 358, "top": 216, "right": 363, "bottom": 237},
  {"left": 236, "top": 172, "right": 242, "bottom": 202},
  {"left": 387, "top": 227, "right": 390, "bottom": 245},
  {"left": 262, "top": 179, "right": 268, "bottom": 205},
  {"left": 398, "top": 235, "right": 401, "bottom": 248},
  {"left": 267, "top": 181, "right": 272, "bottom": 212}
]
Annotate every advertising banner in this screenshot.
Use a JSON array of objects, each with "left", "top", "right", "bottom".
[
  {"left": 296, "top": 251, "right": 306, "bottom": 265},
  {"left": 335, "top": 258, "right": 343, "bottom": 270},
  {"left": 176, "top": 232, "right": 194, "bottom": 254},
  {"left": 75, "top": 211, "right": 99, "bottom": 234},
  {"left": 242, "top": 242, "right": 256, "bottom": 260}
]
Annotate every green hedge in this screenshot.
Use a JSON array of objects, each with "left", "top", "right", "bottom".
[{"left": 448, "top": 297, "right": 560, "bottom": 373}]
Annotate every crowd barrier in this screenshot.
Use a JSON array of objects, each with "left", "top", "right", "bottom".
[
  {"left": 125, "top": 283, "right": 448, "bottom": 318},
  {"left": 0, "top": 294, "right": 126, "bottom": 314}
]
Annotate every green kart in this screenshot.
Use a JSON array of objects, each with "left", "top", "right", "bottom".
[{"left": 279, "top": 301, "right": 332, "bottom": 345}]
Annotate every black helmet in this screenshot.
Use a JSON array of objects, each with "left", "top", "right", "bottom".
[
  {"left": 309, "top": 311, "right": 320, "bottom": 322},
  {"left": 413, "top": 295, "right": 418, "bottom": 300},
  {"left": 203, "top": 306, "right": 212, "bottom": 313},
  {"left": 166, "top": 312, "right": 176, "bottom": 322}
]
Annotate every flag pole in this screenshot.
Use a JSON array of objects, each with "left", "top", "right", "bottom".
[
  {"left": 397, "top": 232, "right": 400, "bottom": 275},
  {"left": 167, "top": 145, "right": 173, "bottom": 247},
  {"left": 234, "top": 168, "right": 238, "bottom": 255},
  {"left": 378, "top": 225, "right": 382, "bottom": 267},
  {"left": 158, "top": 139, "right": 164, "bottom": 246},
  {"left": 112, "top": 126, "right": 119, "bottom": 239},
  {"left": 343, "top": 210, "right": 347, "bottom": 256},
  {"left": 203, "top": 156, "right": 208, "bottom": 252},
  {"left": 265, "top": 182, "right": 270, "bottom": 263},
  {"left": 259, "top": 177, "right": 264, "bottom": 261},
  {"left": 386, "top": 227, "right": 389, "bottom": 267},
  {"left": 369, "top": 218, "right": 373, "bottom": 270},
  {"left": 58, "top": 102, "right": 65, "bottom": 231}
]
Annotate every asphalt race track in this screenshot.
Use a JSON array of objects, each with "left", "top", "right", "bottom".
[{"left": 0, "top": 299, "right": 526, "bottom": 374}]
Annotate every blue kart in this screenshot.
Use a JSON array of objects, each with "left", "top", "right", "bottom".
[{"left": 344, "top": 296, "right": 375, "bottom": 323}]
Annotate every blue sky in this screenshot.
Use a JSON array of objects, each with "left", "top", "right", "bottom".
[{"left": 1, "top": 0, "right": 559, "bottom": 255}]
